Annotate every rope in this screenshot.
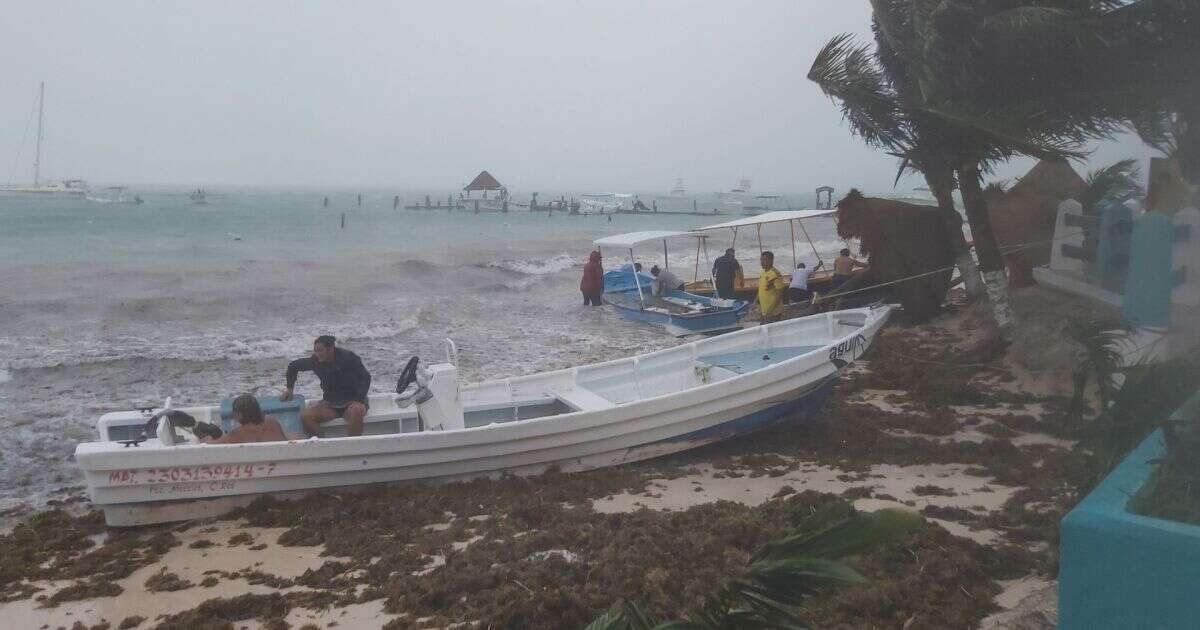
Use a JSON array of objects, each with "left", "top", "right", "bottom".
[{"left": 812, "top": 225, "right": 1103, "bottom": 305}]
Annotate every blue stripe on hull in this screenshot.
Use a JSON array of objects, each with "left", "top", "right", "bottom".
[{"left": 655, "top": 376, "right": 837, "bottom": 448}]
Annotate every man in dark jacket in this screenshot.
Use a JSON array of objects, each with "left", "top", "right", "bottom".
[
  {"left": 282, "top": 335, "right": 372, "bottom": 437},
  {"left": 712, "top": 248, "right": 742, "bottom": 299}
]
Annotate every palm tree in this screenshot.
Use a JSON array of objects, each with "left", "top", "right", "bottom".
[
  {"left": 807, "top": 32, "right": 988, "bottom": 306},
  {"left": 809, "top": 1, "right": 1152, "bottom": 330},
  {"left": 937, "top": 1, "right": 1199, "bottom": 189},
  {"left": 584, "top": 508, "right": 924, "bottom": 630}
]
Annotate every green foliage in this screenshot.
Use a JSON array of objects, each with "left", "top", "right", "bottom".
[
  {"left": 583, "top": 508, "right": 924, "bottom": 630},
  {"left": 1082, "top": 159, "right": 1143, "bottom": 215},
  {"left": 1067, "top": 316, "right": 1136, "bottom": 420},
  {"left": 1127, "top": 392, "right": 1200, "bottom": 525}
]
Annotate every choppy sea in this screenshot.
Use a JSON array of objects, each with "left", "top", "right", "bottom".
[{"left": 0, "top": 188, "right": 848, "bottom": 510}]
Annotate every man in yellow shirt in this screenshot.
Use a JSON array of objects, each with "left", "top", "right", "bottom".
[{"left": 757, "top": 251, "right": 787, "bottom": 324}]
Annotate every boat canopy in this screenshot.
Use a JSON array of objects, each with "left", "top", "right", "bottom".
[
  {"left": 593, "top": 230, "right": 704, "bottom": 248},
  {"left": 694, "top": 209, "right": 836, "bottom": 232}
]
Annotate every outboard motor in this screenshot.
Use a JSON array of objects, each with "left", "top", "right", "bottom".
[{"left": 396, "top": 356, "right": 465, "bottom": 432}]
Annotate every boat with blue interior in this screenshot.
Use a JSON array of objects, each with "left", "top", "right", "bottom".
[{"left": 594, "top": 230, "right": 751, "bottom": 336}]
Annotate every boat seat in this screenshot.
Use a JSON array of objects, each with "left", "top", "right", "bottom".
[
  {"left": 696, "top": 346, "right": 822, "bottom": 375},
  {"left": 219, "top": 394, "right": 306, "bottom": 437},
  {"left": 553, "top": 386, "right": 617, "bottom": 411}
]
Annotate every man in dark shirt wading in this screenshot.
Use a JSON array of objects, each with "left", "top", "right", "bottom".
[{"left": 282, "top": 335, "right": 372, "bottom": 437}]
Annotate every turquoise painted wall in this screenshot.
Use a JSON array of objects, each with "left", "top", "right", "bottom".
[{"left": 1060, "top": 430, "right": 1200, "bottom": 628}]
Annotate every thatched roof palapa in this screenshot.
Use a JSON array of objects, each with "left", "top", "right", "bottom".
[
  {"left": 464, "top": 170, "right": 503, "bottom": 191},
  {"left": 986, "top": 160, "right": 1086, "bottom": 287}
]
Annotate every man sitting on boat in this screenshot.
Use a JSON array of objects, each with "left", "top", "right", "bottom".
[
  {"left": 712, "top": 248, "right": 742, "bottom": 298},
  {"left": 757, "top": 251, "right": 787, "bottom": 324},
  {"left": 282, "top": 335, "right": 372, "bottom": 437},
  {"left": 832, "top": 248, "right": 865, "bottom": 288},
  {"left": 202, "top": 394, "right": 288, "bottom": 444},
  {"left": 650, "top": 265, "right": 684, "bottom": 296}
]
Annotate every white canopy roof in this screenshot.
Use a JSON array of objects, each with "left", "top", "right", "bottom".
[
  {"left": 593, "top": 230, "right": 704, "bottom": 248},
  {"left": 694, "top": 209, "right": 836, "bottom": 231}
]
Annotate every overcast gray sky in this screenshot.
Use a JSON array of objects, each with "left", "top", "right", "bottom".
[{"left": 2, "top": 1, "right": 1148, "bottom": 193}]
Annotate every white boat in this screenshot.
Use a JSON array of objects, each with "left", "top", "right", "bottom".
[
  {"left": 75, "top": 306, "right": 892, "bottom": 526},
  {"left": 0, "top": 83, "right": 89, "bottom": 196},
  {"left": 86, "top": 186, "right": 143, "bottom": 205}
]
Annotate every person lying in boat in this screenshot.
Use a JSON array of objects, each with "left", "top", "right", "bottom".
[
  {"left": 650, "top": 265, "right": 684, "bottom": 296},
  {"left": 618, "top": 261, "right": 643, "bottom": 274},
  {"left": 282, "top": 335, "right": 372, "bottom": 437},
  {"left": 202, "top": 394, "right": 287, "bottom": 444}
]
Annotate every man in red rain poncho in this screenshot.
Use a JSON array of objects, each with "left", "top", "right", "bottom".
[{"left": 580, "top": 250, "right": 604, "bottom": 306}]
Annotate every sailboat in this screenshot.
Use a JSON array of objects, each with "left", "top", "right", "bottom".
[{"left": 0, "top": 83, "right": 88, "bottom": 196}]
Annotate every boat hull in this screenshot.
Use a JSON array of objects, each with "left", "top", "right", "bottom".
[
  {"left": 88, "top": 377, "right": 836, "bottom": 526},
  {"left": 75, "top": 307, "right": 890, "bottom": 525}
]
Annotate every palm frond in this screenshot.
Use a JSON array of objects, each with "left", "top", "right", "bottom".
[
  {"left": 1082, "top": 159, "right": 1143, "bottom": 213},
  {"left": 753, "top": 508, "right": 925, "bottom": 563},
  {"left": 584, "top": 509, "right": 924, "bottom": 630}
]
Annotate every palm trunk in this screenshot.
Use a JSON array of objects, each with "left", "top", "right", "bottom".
[
  {"left": 923, "top": 168, "right": 985, "bottom": 301},
  {"left": 958, "top": 161, "right": 1015, "bottom": 329}
]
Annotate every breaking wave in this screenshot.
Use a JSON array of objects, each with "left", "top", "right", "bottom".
[
  {"left": 486, "top": 253, "right": 578, "bottom": 275},
  {"left": 0, "top": 316, "right": 421, "bottom": 370}
]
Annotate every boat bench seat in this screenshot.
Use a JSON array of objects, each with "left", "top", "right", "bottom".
[{"left": 553, "top": 386, "right": 617, "bottom": 412}]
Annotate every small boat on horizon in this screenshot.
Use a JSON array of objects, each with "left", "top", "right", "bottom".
[
  {"left": 86, "top": 186, "right": 143, "bottom": 205},
  {"left": 190, "top": 189, "right": 208, "bottom": 204},
  {"left": 75, "top": 306, "right": 892, "bottom": 526}
]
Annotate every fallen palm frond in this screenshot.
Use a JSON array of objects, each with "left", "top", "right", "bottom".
[{"left": 584, "top": 508, "right": 924, "bottom": 630}]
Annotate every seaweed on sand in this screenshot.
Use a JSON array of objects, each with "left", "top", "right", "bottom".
[{"left": 0, "top": 508, "right": 181, "bottom": 604}]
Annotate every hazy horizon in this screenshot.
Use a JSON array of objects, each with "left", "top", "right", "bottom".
[{"left": 2, "top": 1, "right": 1150, "bottom": 194}]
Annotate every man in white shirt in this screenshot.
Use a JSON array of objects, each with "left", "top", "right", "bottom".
[
  {"left": 650, "top": 265, "right": 683, "bottom": 296},
  {"left": 787, "top": 262, "right": 815, "bottom": 303}
]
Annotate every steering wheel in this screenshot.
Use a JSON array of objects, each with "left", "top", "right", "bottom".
[{"left": 396, "top": 356, "right": 420, "bottom": 394}]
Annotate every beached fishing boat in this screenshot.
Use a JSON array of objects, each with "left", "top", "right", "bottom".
[
  {"left": 75, "top": 306, "right": 891, "bottom": 526},
  {"left": 684, "top": 210, "right": 866, "bottom": 301},
  {"left": 595, "top": 231, "right": 751, "bottom": 336}
]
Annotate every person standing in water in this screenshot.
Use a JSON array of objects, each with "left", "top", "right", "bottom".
[
  {"left": 282, "top": 335, "right": 372, "bottom": 437},
  {"left": 757, "top": 251, "right": 787, "bottom": 324},
  {"left": 580, "top": 250, "right": 605, "bottom": 306}
]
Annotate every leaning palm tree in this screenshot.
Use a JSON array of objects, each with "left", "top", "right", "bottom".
[
  {"left": 810, "top": 1, "right": 1141, "bottom": 330},
  {"left": 806, "top": 33, "right": 988, "bottom": 306},
  {"left": 585, "top": 508, "right": 925, "bottom": 630}
]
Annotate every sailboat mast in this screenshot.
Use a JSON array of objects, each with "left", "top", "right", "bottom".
[{"left": 33, "top": 82, "right": 44, "bottom": 187}]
